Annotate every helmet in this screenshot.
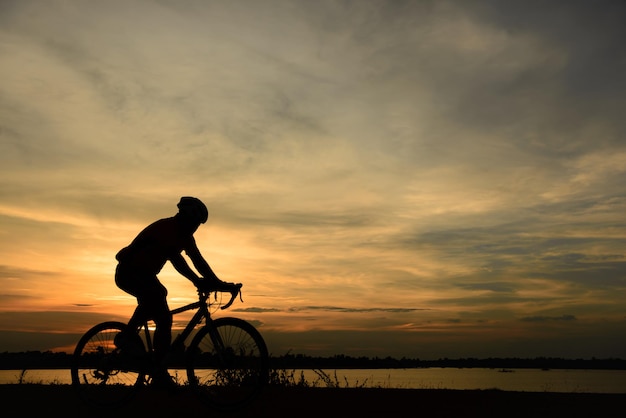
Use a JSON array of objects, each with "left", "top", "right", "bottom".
[{"left": 177, "top": 196, "right": 208, "bottom": 224}]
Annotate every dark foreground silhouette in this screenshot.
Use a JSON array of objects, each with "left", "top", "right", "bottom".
[{"left": 1, "top": 385, "right": 624, "bottom": 418}]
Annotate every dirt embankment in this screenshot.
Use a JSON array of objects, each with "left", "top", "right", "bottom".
[{"left": 1, "top": 385, "right": 624, "bottom": 418}]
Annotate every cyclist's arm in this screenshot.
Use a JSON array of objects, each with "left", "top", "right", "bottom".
[
  {"left": 185, "top": 244, "right": 220, "bottom": 282},
  {"left": 169, "top": 253, "right": 201, "bottom": 284},
  {"left": 182, "top": 245, "right": 242, "bottom": 305}
]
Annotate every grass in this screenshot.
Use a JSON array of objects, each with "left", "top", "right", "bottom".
[
  {"left": 11, "top": 366, "right": 374, "bottom": 388},
  {"left": 4, "top": 366, "right": 497, "bottom": 390},
  {"left": 16, "top": 369, "right": 27, "bottom": 385},
  {"left": 13, "top": 369, "right": 63, "bottom": 385},
  {"left": 268, "top": 368, "right": 374, "bottom": 389}
]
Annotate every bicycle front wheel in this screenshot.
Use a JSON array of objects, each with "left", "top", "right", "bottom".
[
  {"left": 187, "top": 317, "right": 269, "bottom": 409},
  {"left": 71, "top": 321, "right": 146, "bottom": 407}
]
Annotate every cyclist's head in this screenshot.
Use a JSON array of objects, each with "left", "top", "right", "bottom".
[{"left": 177, "top": 196, "right": 208, "bottom": 225}]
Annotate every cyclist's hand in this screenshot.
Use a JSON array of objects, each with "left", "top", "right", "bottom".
[
  {"left": 194, "top": 278, "right": 214, "bottom": 292},
  {"left": 196, "top": 277, "right": 239, "bottom": 293},
  {"left": 221, "top": 282, "right": 243, "bottom": 309}
]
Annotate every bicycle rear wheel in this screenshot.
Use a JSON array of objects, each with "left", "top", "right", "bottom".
[
  {"left": 187, "top": 317, "right": 269, "bottom": 409},
  {"left": 71, "top": 321, "right": 147, "bottom": 407}
]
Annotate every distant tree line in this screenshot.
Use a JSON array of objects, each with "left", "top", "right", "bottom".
[
  {"left": 1, "top": 351, "right": 625, "bottom": 370},
  {"left": 268, "top": 353, "right": 626, "bottom": 370}
]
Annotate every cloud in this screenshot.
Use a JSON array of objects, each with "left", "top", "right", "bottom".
[
  {"left": 0, "top": 293, "right": 38, "bottom": 303},
  {"left": 0, "top": 330, "right": 83, "bottom": 353},
  {"left": 0, "top": 265, "right": 59, "bottom": 280},
  {"left": 286, "top": 306, "right": 427, "bottom": 314},
  {"left": 521, "top": 315, "right": 577, "bottom": 323},
  {"left": 234, "top": 307, "right": 281, "bottom": 313},
  {"left": 455, "top": 282, "right": 516, "bottom": 293},
  {"left": 0, "top": 0, "right": 625, "bottom": 358},
  {"left": 0, "top": 311, "right": 127, "bottom": 333}
]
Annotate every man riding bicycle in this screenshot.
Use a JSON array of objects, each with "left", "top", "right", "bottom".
[{"left": 114, "top": 196, "right": 233, "bottom": 387}]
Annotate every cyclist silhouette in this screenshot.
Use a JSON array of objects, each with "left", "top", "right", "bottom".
[{"left": 114, "top": 196, "right": 230, "bottom": 387}]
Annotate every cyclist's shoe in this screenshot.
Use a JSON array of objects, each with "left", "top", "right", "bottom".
[
  {"left": 114, "top": 331, "right": 144, "bottom": 357},
  {"left": 150, "top": 368, "right": 178, "bottom": 392}
]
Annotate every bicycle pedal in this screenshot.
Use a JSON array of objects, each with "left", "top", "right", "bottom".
[{"left": 114, "top": 332, "right": 144, "bottom": 356}]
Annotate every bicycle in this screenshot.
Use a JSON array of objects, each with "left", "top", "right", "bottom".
[{"left": 71, "top": 283, "right": 269, "bottom": 409}]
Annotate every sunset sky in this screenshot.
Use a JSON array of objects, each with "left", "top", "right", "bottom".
[{"left": 1, "top": 0, "right": 625, "bottom": 360}]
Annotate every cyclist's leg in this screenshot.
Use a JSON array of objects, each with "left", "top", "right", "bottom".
[
  {"left": 113, "top": 265, "right": 147, "bottom": 352},
  {"left": 136, "top": 278, "right": 174, "bottom": 387},
  {"left": 140, "top": 281, "right": 171, "bottom": 364},
  {"left": 115, "top": 265, "right": 174, "bottom": 387},
  {"left": 114, "top": 266, "right": 160, "bottom": 352}
]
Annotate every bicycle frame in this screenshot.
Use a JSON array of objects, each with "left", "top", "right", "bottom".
[{"left": 138, "top": 292, "right": 221, "bottom": 354}]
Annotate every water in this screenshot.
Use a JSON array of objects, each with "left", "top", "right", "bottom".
[
  {"left": 297, "top": 368, "right": 626, "bottom": 393},
  {"left": 2, "top": 368, "right": 625, "bottom": 393}
]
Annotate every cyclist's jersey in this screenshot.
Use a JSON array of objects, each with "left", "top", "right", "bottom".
[{"left": 116, "top": 216, "right": 201, "bottom": 275}]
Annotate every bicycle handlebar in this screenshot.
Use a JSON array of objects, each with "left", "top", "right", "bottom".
[
  {"left": 221, "top": 283, "right": 243, "bottom": 310},
  {"left": 198, "top": 282, "right": 243, "bottom": 310}
]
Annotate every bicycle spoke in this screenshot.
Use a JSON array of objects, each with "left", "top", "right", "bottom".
[
  {"left": 71, "top": 322, "right": 146, "bottom": 407},
  {"left": 187, "top": 317, "right": 269, "bottom": 409}
]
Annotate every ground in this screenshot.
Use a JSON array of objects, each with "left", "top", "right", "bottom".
[{"left": 1, "top": 385, "right": 624, "bottom": 418}]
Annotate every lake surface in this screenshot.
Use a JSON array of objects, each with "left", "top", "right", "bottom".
[{"left": 2, "top": 368, "right": 625, "bottom": 393}]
